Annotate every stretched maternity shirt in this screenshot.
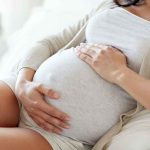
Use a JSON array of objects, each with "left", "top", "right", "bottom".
[{"left": 19, "top": 7, "right": 150, "bottom": 146}]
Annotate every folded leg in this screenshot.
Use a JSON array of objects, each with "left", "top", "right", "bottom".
[
  {"left": 0, "top": 127, "right": 53, "bottom": 150},
  {"left": 0, "top": 81, "right": 19, "bottom": 127}
]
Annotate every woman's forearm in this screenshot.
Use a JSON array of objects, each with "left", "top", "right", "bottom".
[{"left": 116, "top": 67, "right": 150, "bottom": 109}]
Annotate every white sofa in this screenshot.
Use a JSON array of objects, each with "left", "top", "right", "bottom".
[{"left": 0, "top": 0, "right": 101, "bottom": 77}]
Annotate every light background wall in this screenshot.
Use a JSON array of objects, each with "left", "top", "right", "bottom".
[
  {"left": 0, "top": 0, "right": 105, "bottom": 76},
  {"left": 0, "top": 0, "right": 43, "bottom": 36},
  {"left": 0, "top": 0, "right": 102, "bottom": 36}
]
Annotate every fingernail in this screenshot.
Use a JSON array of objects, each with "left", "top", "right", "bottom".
[
  {"left": 65, "top": 116, "right": 71, "bottom": 121},
  {"left": 64, "top": 124, "right": 70, "bottom": 129},
  {"left": 53, "top": 93, "right": 59, "bottom": 98}
]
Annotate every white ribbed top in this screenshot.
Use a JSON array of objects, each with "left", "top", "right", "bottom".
[{"left": 20, "top": 7, "right": 150, "bottom": 146}]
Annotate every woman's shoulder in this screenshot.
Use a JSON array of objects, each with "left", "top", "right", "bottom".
[{"left": 92, "top": 6, "right": 122, "bottom": 21}]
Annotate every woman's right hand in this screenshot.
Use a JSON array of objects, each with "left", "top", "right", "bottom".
[{"left": 15, "top": 80, "right": 71, "bottom": 134}]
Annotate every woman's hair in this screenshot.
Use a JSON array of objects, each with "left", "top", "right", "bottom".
[{"left": 113, "top": 0, "right": 145, "bottom": 7}]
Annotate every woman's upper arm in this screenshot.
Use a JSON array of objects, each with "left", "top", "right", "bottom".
[
  {"left": 17, "top": 0, "right": 112, "bottom": 73},
  {"left": 17, "top": 15, "right": 90, "bottom": 73}
]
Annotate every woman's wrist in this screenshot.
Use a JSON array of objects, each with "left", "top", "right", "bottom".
[
  {"left": 114, "top": 66, "right": 131, "bottom": 86},
  {"left": 15, "top": 79, "right": 29, "bottom": 98},
  {"left": 16, "top": 78, "right": 28, "bottom": 86},
  {"left": 15, "top": 68, "right": 35, "bottom": 92},
  {"left": 15, "top": 69, "right": 35, "bottom": 99}
]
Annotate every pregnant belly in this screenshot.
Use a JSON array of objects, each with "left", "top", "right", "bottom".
[{"left": 32, "top": 48, "right": 136, "bottom": 145}]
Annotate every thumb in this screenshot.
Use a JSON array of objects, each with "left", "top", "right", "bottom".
[{"left": 36, "top": 84, "right": 60, "bottom": 99}]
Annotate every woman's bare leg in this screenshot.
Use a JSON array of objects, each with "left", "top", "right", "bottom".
[
  {"left": 0, "top": 81, "right": 19, "bottom": 127},
  {"left": 0, "top": 127, "right": 53, "bottom": 150}
]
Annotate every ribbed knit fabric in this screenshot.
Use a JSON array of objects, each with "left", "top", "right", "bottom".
[{"left": 19, "top": 7, "right": 150, "bottom": 146}]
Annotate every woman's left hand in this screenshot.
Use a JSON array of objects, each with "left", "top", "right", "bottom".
[{"left": 76, "top": 43, "right": 128, "bottom": 84}]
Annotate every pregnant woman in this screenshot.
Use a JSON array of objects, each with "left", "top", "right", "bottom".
[{"left": 0, "top": 0, "right": 150, "bottom": 150}]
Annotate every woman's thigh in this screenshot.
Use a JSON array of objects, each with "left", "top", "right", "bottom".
[
  {"left": 0, "top": 127, "right": 52, "bottom": 150},
  {"left": 0, "top": 80, "right": 19, "bottom": 127}
]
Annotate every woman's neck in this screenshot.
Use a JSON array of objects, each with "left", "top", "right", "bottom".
[{"left": 124, "top": 1, "right": 150, "bottom": 21}]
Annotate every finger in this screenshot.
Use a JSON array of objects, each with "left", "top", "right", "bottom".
[
  {"left": 79, "top": 44, "right": 108, "bottom": 51},
  {"left": 31, "top": 108, "right": 70, "bottom": 129},
  {"left": 79, "top": 42, "right": 95, "bottom": 47},
  {"left": 76, "top": 44, "right": 102, "bottom": 54},
  {"left": 79, "top": 43, "right": 87, "bottom": 48},
  {"left": 30, "top": 114, "right": 63, "bottom": 134},
  {"left": 79, "top": 43, "right": 96, "bottom": 50},
  {"left": 27, "top": 94, "right": 71, "bottom": 122},
  {"left": 80, "top": 43, "right": 86, "bottom": 46},
  {"left": 77, "top": 52, "right": 93, "bottom": 67},
  {"left": 86, "top": 48, "right": 97, "bottom": 57},
  {"left": 36, "top": 99, "right": 71, "bottom": 122},
  {"left": 76, "top": 46, "right": 97, "bottom": 57},
  {"left": 108, "top": 46, "right": 123, "bottom": 53},
  {"left": 106, "top": 46, "right": 126, "bottom": 59},
  {"left": 76, "top": 46, "right": 82, "bottom": 52},
  {"left": 109, "top": 46, "right": 128, "bottom": 62},
  {"left": 82, "top": 48, "right": 98, "bottom": 58},
  {"left": 76, "top": 45, "right": 92, "bottom": 52},
  {"left": 97, "top": 44, "right": 109, "bottom": 50},
  {"left": 36, "top": 84, "right": 60, "bottom": 99}
]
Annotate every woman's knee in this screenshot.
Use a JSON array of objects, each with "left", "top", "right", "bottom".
[
  {"left": 0, "top": 81, "right": 19, "bottom": 127},
  {"left": 0, "top": 128, "right": 52, "bottom": 150}
]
